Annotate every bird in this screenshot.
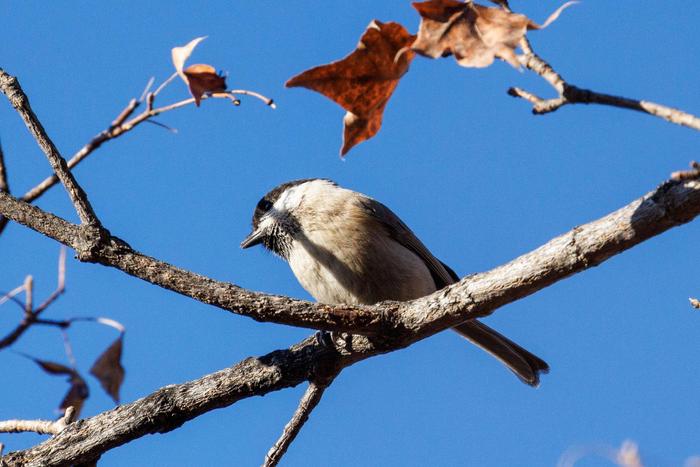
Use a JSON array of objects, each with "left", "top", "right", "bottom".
[{"left": 241, "top": 179, "right": 548, "bottom": 386}]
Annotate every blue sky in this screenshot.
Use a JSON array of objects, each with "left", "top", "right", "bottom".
[{"left": 1, "top": 1, "right": 699, "bottom": 465}]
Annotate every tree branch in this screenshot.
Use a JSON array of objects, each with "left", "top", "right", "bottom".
[
  {"left": 0, "top": 407, "right": 76, "bottom": 436},
  {"left": 508, "top": 39, "right": 700, "bottom": 131},
  {"left": 0, "top": 68, "right": 101, "bottom": 226},
  {"left": 2, "top": 174, "right": 700, "bottom": 465},
  {"left": 264, "top": 377, "right": 336, "bottom": 467},
  {"left": 1, "top": 175, "right": 700, "bottom": 339}
]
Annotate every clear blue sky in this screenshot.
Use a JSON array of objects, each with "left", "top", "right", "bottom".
[{"left": 2, "top": 1, "right": 699, "bottom": 465}]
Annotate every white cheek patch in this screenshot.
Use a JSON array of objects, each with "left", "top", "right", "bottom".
[{"left": 275, "top": 185, "right": 304, "bottom": 213}]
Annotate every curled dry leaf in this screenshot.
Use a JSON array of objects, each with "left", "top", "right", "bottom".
[
  {"left": 90, "top": 336, "right": 125, "bottom": 404},
  {"left": 286, "top": 20, "right": 415, "bottom": 156},
  {"left": 412, "top": 0, "right": 576, "bottom": 68},
  {"left": 60, "top": 374, "right": 89, "bottom": 418},
  {"left": 29, "top": 357, "right": 88, "bottom": 418},
  {"left": 171, "top": 37, "right": 228, "bottom": 106}
]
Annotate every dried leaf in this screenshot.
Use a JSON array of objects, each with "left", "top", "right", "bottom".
[
  {"left": 33, "top": 359, "right": 74, "bottom": 376},
  {"left": 183, "top": 64, "right": 227, "bottom": 106},
  {"left": 171, "top": 37, "right": 227, "bottom": 106},
  {"left": 60, "top": 373, "right": 89, "bottom": 418},
  {"left": 412, "top": 1, "right": 575, "bottom": 69},
  {"left": 171, "top": 36, "right": 207, "bottom": 74},
  {"left": 690, "top": 298, "right": 700, "bottom": 309},
  {"left": 90, "top": 336, "right": 125, "bottom": 404},
  {"left": 286, "top": 20, "right": 415, "bottom": 156},
  {"left": 28, "top": 357, "right": 88, "bottom": 418}
]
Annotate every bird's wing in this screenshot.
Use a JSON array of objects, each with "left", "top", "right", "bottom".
[{"left": 358, "top": 197, "right": 457, "bottom": 289}]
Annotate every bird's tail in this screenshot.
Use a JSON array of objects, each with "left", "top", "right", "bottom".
[{"left": 452, "top": 320, "right": 549, "bottom": 387}]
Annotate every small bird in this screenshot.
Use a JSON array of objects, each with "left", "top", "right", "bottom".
[{"left": 241, "top": 179, "right": 548, "bottom": 386}]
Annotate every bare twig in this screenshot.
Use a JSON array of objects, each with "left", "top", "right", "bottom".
[
  {"left": 138, "top": 77, "right": 155, "bottom": 102},
  {"left": 152, "top": 72, "right": 178, "bottom": 97},
  {"left": 0, "top": 68, "right": 101, "bottom": 226},
  {"left": 264, "top": 378, "right": 336, "bottom": 467},
  {"left": 0, "top": 139, "right": 8, "bottom": 194},
  {"left": 6, "top": 82, "right": 274, "bottom": 223},
  {"left": 0, "top": 140, "right": 10, "bottom": 236},
  {"left": 23, "top": 275, "right": 33, "bottom": 315},
  {"left": 509, "top": 39, "right": 700, "bottom": 131},
  {"left": 672, "top": 161, "right": 700, "bottom": 181},
  {"left": 0, "top": 248, "right": 67, "bottom": 350},
  {"left": 0, "top": 406, "right": 76, "bottom": 436}
]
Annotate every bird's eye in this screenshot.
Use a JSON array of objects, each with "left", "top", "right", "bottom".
[{"left": 257, "top": 199, "right": 273, "bottom": 212}]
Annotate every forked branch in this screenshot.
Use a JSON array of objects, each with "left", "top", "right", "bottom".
[{"left": 509, "top": 39, "right": 700, "bottom": 131}]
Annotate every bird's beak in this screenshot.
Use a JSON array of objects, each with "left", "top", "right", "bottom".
[{"left": 240, "top": 228, "right": 265, "bottom": 249}]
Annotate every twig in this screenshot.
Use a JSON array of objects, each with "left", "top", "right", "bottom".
[
  {"left": 0, "top": 138, "right": 8, "bottom": 194},
  {"left": 0, "top": 68, "right": 101, "bottom": 226},
  {"left": 0, "top": 248, "right": 68, "bottom": 350},
  {"left": 263, "top": 379, "right": 335, "bottom": 467},
  {"left": 138, "top": 77, "right": 155, "bottom": 102},
  {"left": 8, "top": 81, "right": 274, "bottom": 219},
  {"left": 23, "top": 275, "right": 33, "bottom": 315},
  {"left": 61, "top": 329, "right": 77, "bottom": 369},
  {"left": 509, "top": 39, "right": 700, "bottom": 131},
  {"left": 152, "top": 72, "right": 178, "bottom": 97},
  {"left": 0, "top": 283, "right": 26, "bottom": 308},
  {"left": 671, "top": 161, "right": 700, "bottom": 181},
  {"left": 0, "top": 406, "right": 76, "bottom": 436},
  {"left": 0, "top": 138, "right": 9, "bottom": 236}
]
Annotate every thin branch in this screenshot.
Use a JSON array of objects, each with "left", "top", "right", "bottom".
[
  {"left": 0, "top": 139, "right": 8, "bottom": 194},
  {"left": 264, "top": 379, "right": 335, "bottom": 467},
  {"left": 152, "top": 72, "right": 178, "bottom": 97},
  {"left": 0, "top": 407, "right": 75, "bottom": 436},
  {"left": 138, "top": 77, "right": 155, "bottom": 103},
  {"left": 3, "top": 174, "right": 700, "bottom": 465},
  {"left": 9, "top": 82, "right": 274, "bottom": 221},
  {"left": 0, "top": 68, "right": 101, "bottom": 226},
  {"left": 23, "top": 275, "right": 33, "bottom": 315},
  {"left": 672, "top": 161, "right": 700, "bottom": 181},
  {"left": 509, "top": 39, "right": 700, "bottom": 131},
  {"left": 0, "top": 248, "right": 68, "bottom": 350},
  {"left": 0, "top": 139, "right": 9, "bottom": 236}
]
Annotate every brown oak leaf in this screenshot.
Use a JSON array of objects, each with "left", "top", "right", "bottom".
[
  {"left": 90, "top": 336, "right": 125, "bottom": 404},
  {"left": 412, "top": 0, "right": 575, "bottom": 69},
  {"left": 171, "top": 37, "right": 228, "bottom": 106},
  {"left": 286, "top": 20, "right": 416, "bottom": 156}
]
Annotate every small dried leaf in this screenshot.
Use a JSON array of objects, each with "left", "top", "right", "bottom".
[
  {"left": 28, "top": 357, "right": 88, "bottom": 418},
  {"left": 33, "top": 359, "right": 74, "bottom": 376},
  {"left": 90, "top": 337, "right": 125, "bottom": 403},
  {"left": 286, "top": 20, "right": 415, "bottom": 156},
  {"left": 690, "top": 298, "right": 700, "bottom": 309},
  {"left": 412, "top": 1, "right": 574, "bottom": 69},
  {"left": 183, "top": 64, "right": 228, "bottom": 106},
  {"left": 60, "top": 374, "right": 89, "bottom": 419},
  {"left": 171, "top": 36, "right": 207, "bottom": 74}
]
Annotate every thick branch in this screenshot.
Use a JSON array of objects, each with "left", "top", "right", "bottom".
[
  {"left": 509, "top": 41, "right": 700, "bottom": 131},
  {"left": 2, "top": 177, "right": 700, "bottom": 338},
  {"left": 0, "top": 69, "right": 100, "bottom": 226},
  {"left": 1, "top": 337, "right": 346, "bottom": 467},
  {"left": 2, "top": 176, "right": 700, "bottom": 465}
]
